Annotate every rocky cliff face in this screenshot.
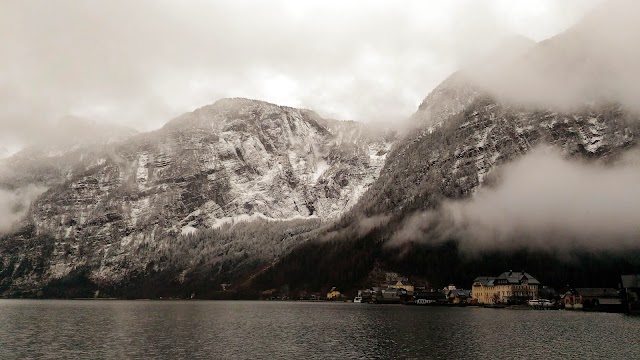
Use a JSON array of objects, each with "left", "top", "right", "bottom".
[
  {"left": 251, "top": 4, "right": 640, "bottom": 292},
  {"left": 358, "top": 98, "right": 638, "bottom": 217},
  {"left": 0, "top": 98, "right": 394, "bottom": 296},
  {"left": 252, "top": 95, "right": 640, "bottom": 294},
  {"left": 357, "top": 9, "right": 640, "bottom": 216}
]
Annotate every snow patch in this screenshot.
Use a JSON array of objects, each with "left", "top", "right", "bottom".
[
  {"left": 209, "top": 213, "right": 317, "bottom": 229},
  {"left": 136, "top": 153, "right": 149, "bottom": 188},
  {"left": 181, "top": 225, "right": 198, "bottom": 235},
  {"left": 313, "top": 159, "right": 329, "bottom": 182}
]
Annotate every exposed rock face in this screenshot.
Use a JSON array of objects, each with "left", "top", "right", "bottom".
[
  {"left": 358, "top": 10, "right": 640, "bottom": 215},
  {"left": 359, "top": 97, "right": 638, "bottom": 217},
  {"left": 251, "top": 4, "right": 640, "bottom": 293},
  {"left": 0, "top": 98, "right": 394, "bottom": 295}
]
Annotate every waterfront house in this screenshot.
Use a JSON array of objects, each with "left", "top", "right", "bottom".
[
  {"left": 387, "top": 277, "right": 415, "bottom": 292},
  {"left": 563, "top": 288, "right": 622, "bottom": 311},
  {"left": 375, "top": 289, "right": 402, "bottom": 304},
  {"left": 471, "top": 277, "right": 496, "bottom": 304},
  {"left": 472, "top": 271, "right": 540, "bottom": 304},
  {"left": 414, "top": 289, "right": 447, "bottom": 304},
  {"left": 447, "top": 289, "right": 471, "bottom": 304},
  {"left": 326, "top": 287, "right": 341, "bottom": 300},
  {"left": 357, "top": 289, "right": 374, "bottom": 303},
  {"left": 621, "top": 274, "right": 640, "bottom": 314}
]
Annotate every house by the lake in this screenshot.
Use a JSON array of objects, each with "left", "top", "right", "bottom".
[
  {"left": 472, "top": 271, "right": 540, "bottom": 304},
  {"left": 326, "top": 287, "right": 341, "bottom": 300},
  {"left": 447, "top": 289, "right": 472, "bottom": 304},
  {"left": 387, "top": 277, "right": 415, "bottom": 293},
  {"left": 414, "top": 289, "right": 447, "bottom": 305},
  {"left": 563, "top": 288, "right": 622, "bottom": 312}
]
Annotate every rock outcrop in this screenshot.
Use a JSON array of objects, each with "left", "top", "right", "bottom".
[{"left": 0, "top": 98, "right": 394, "bottom": 296}]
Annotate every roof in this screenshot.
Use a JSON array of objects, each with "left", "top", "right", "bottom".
[
  {"left": 388, "top": 277, "right": 413, "bottom": 286},
  {"left": 621, "top": 274, "right": 640, "bottom": 289},
  {"left": 449, "top": 289, "right": 471, "bottom": 297},
  {"left": 495, "top": 271, "right": 541, "bottom": 285},
  {"left": 473, "top": 277, "right": 496, "bottom": 286},
  {"left": 573, "top": 288, "right": 618, "bottom": 297},
  {"left": 415, "top": 291, "right": 446, "bottom": 300},
  {"left": 597, "top": 298, "right": 622, "bottom": 305}
]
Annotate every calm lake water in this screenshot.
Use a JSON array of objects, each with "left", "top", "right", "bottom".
[{"left": 0, "top": 300, "right": 639, "bottom": 359}]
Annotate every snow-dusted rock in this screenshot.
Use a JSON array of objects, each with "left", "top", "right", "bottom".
[{"left": 0, "top": 98, "right": 395, "bottom": 294}]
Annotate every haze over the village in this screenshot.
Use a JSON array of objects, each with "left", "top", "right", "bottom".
[{"left": 0, "top": 0, "right": 603, "bottom": 155}]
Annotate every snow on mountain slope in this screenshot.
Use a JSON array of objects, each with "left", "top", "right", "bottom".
[{"left": 0, "top": 98, "right": 395, "bottom": 295}]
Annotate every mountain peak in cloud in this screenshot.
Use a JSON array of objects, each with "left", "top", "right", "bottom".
[{"left": 478, "top": 0, "right": 640, "bottom": 111}]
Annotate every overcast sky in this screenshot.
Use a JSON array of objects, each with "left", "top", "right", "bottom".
[{"left": 0, "top": 0, "right": 601, "bottom": 153}]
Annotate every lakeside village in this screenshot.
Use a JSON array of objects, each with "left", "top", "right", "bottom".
[{"left": 260, "top": 271, "right": 640, "bottom": 314}]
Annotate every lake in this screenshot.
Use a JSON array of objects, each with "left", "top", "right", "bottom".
[{"left": 0, "top": 300, "right": 638, "bottom": 359}]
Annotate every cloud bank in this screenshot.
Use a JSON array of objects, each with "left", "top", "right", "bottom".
[
  {"left": 0, "top": 185, "right": 47, "bottom": 234},
  {"left": 0, "top": 1, "right": 600, "bottom": 151},
  {"left": 466, "top": 0, "right": 640, "bottom": 112},
  {"left": 390, "top": 146, "right": 640, "bottom": 253}
]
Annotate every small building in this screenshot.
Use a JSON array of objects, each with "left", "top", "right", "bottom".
[
  {"left": 563, "top": 288, "right": 622, "bottom": 311},
  {"left": 621, "top": 274, "right": 640, "bottom": 314},
  {"left": 387, "top": 277, "right": 415, "bottom": 293},
  {"left": 357, "top": 289, "right": 374, "bottom": 303},
  {"left": 414, "top": 289, "right": 447, "bottom": 304},
  {"left": 375, "top": 289, "right": 402, "bottom": 304},
  {"left": 326, "top": 287, "right": 341, "bottom": 300},
  {"left": 447, "top": 289, "right": 472, "bottom": 304}
]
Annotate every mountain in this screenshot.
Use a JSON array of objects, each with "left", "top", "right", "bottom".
[
  {"left": 0, "top": 98, "right": 395, "bottom": 297},
  {"left": 410, "top": 35, "right": 536, "bottom": 130},
  {"left": 3, "top": 2, "right": 640, "bottom": 299},
  {"left": 251, "top": 4, "right": 640, "bottom": 294}
]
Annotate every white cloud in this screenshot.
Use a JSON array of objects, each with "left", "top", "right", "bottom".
[
  {"left": 0, "top": 0, "right": 601, "bottom": 149},
  {"left": 390, "top": 146, "right": 640, "bottom": 253}
]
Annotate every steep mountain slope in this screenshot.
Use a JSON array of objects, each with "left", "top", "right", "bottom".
[
  {"left": 4, "top": 1, "right": 639, "bottom": 299},
  {"left": 0, "top": 116, "right": 138, "bottom": 189},
  {"left": 0, "top": 117, "right": 138, "bottom": 236},
  {"left": 0, "top": 98, "right": 394, "bottom": 296},
  {"left": 360, "top": 0, "right": 640, "bottom": 217},
  {"left": 409, "top": 35, "right": 536, "bottom": 130},
  {"left": 252, "top": 4, "right": 640, "bottom": 293},
  {"left": 253, "top": 96, "right": 640, "bottom": 294}
]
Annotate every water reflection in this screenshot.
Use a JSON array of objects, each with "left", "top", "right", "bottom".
[{"left": 0, "top": 300, "right": 639, "bottom": 359}]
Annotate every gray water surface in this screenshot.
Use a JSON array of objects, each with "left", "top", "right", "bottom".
[{"left": 0, "top": 300, "right": 638, "bottom": 359}]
